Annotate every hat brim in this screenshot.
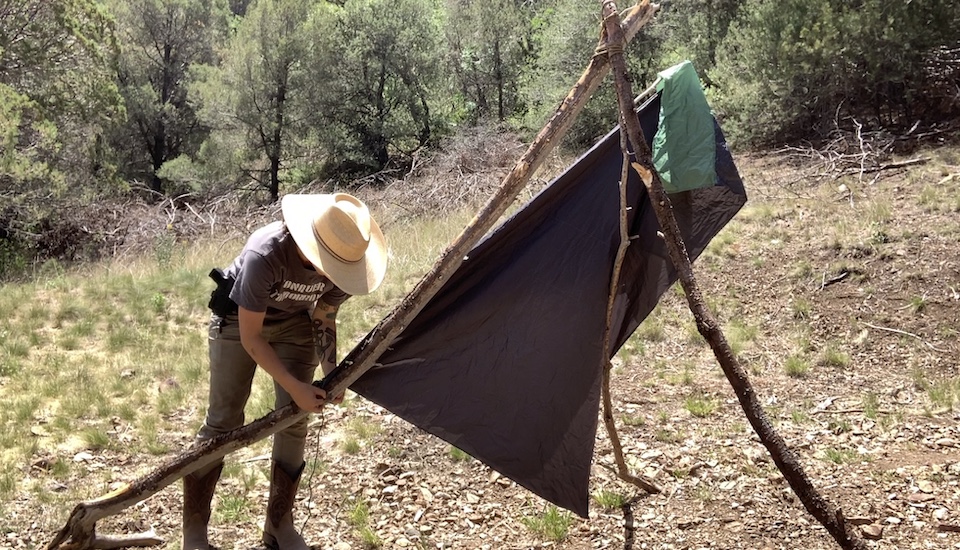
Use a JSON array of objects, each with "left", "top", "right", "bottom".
[{"left": 281, "top": 194, "right": 387, "bottom": 296}]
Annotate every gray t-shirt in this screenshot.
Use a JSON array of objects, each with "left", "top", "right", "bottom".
[{"left": 225, "top": 221, "right": 349, "bottom": 321}]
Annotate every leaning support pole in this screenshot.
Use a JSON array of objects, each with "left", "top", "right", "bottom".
[
  {"left": 46, "top": 3, "right": 660, "bottom": 549},
  {"left": 598, "top": 2, "right": 867, "bottom": 549},
  {"left": 46, "top": 405, "right": 306, "bottom": 549}
]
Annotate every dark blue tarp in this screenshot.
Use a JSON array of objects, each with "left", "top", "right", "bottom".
[{"left": 351, "top": 93, "right": 747, "bottom": 517}]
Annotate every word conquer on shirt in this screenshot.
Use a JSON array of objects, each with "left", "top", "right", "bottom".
[{"left": 271, "top": 280, "right": 327, "bottom": 303}]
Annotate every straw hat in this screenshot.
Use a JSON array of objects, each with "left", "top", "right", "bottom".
[{"left": 281, "top": 193, "right": 387, "bottom": 296}]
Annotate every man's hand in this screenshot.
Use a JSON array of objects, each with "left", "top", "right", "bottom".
[
  {"left": 316, "top": 343, "right": 344, "bottom": 405},
  {"left": 238, "top": 306, "right": 329, "bottom": 413},
  {"left": 289, "top": 380, "right": 328, "bottom": 413}
]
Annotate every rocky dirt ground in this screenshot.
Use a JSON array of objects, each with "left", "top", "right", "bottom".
[{"left": 7, "top": 145, "right": 960, "bottom": 550}]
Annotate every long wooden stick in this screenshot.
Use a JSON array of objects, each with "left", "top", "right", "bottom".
[
  {"left": 598, "top": 112, "right": 662, "bottom": 495},
  {"left": 47, "top": 404, "right": 305, "bottom": 549},
  {"left": 599, "top": 2, "right": 867, "bottom": 549},
  {"left": 46, "top": 3, "right": 660, "bottom": 549}
]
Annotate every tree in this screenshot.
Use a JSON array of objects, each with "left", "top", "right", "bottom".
[
  {"left": 444, "top": 0, "right": 533, "bottom": 124},
  {"left": 646, "top": 0, "right": 745, "bottom": 83},
  {"left": 0, "top": 0, "right": 120, "bottom": 195},
  {"left": 833, "top": 0, "right": 960, "bottom": 129},
  {"left": 518, "top": 0, "right": 651, "bottom": 149},
  {"left": 0, "top": 0, "right": 122, "bottom": 278},
  {"left": 197, "top": 0, "right": 317, "bottom": 203},
  {"left": 712, "top": 0, "right": 960, "bottom": 146},
  {"left": 108, "top": 0, "right": 229, "bottom": 196},
  {"left": 228, "top": 0, "right": 252, "bottom": 16},
  {"left": 517, "top": 0, "right": 748, "bottom": 151},
  {"left": 303, "top": 0, "right": 444, "bottom": 176}
]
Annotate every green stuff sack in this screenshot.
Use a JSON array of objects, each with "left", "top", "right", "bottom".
[{"left": 652, "top": 60, "right": 717, "bottom": 193}]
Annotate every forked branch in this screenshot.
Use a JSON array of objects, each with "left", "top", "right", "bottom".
[{"left": 598, "top": 116, "right": 662, "bottom": 495}]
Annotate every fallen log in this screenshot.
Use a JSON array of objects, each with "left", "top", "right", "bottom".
[{"left": 45, "top": 3, "right": 660, "bottom": 548}]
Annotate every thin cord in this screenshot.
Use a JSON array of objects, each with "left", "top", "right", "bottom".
[{"left": 298, "top": 412, "right": 326, "bottom": 534}]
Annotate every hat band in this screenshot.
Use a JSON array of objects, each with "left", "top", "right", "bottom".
[{"left": 313, "top": 224, "right": 365, "bottom": 264}]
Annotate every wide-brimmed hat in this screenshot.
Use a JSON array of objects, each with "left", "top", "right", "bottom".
[{"left": 281, "top": 193, "right": 387, "bottom": 296}]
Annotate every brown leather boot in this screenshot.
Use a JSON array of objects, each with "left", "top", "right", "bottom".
[
  {"left": 182, "top": 462, "right": 223, "bottom": 550},
  {"left": 262, "top": 461, "right": 310, "bottom": 550}
]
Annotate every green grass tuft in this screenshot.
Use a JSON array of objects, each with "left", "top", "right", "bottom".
[
  {"left": 592, "top": 489, "right": 628, "bottom": 509},
  {"left": 818, "top": 341, "right": 850, "bottom": 368},
  {"left": 217, "top": 493, "right": 254, "bottom": 522},
  {"left": 522, "top": 505, "right": 572, "bottom": 542},
  {"left": 821, "top": 448, "right": 859, "bottom": 465},
  {"left": 341, "top": 437, "right": 361, "bottom": 455},
  {"left": 81, "top": 428, "right": 112, "bottom": 451},
  {"left": 684, "top": 393, "right": 718, "bottom": 418},
  {"left": 448, "top": 446, "right": 472, "bottom": 462},
  {"left": 784, "top": 355, "right": 810, "bottom": 378},
  {"left": 348, "top": 499, "right": 382, "bottom": 548}
]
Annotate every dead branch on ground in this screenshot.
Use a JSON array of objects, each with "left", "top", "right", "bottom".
[
  {"left": 775, "top": 123, "right": 915, "bottom": 186},
  {"left": 861, "top": 321, "right": 947, "bottom": 353}
]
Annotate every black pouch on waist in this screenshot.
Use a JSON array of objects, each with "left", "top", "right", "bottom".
[{"left": 208, "top": 268, "right": 238, "bottom": 316}]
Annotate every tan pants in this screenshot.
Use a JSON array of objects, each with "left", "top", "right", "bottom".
[{"left": 197, "top": 312, "right": 318, "bottom": 474}]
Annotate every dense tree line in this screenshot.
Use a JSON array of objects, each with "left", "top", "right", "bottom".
[{"left": 1, "top": 0, "right": 958, "bottom": 273}]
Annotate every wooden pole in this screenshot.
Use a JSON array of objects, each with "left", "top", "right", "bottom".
[
  {"left": 46, "top": 3, "right": 660, "bottom": 549},
  {"left": 598, "top": 2, "right": 867, "bottom": 549},
  {"left": 598, "top": 116, "right": 662, "bottom": 495}
]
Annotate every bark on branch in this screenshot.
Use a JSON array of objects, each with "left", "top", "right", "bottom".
[
  {"left": 599, "top": 118, "right": 663, "bottom": 495},
  {"left": 46, "top": 3, "right": 660, "bottom": 549},
  {"left": 599, "top": 2, "right": 867, "bottom": 548}
]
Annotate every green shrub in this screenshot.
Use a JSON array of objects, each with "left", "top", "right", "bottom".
[{"left": 713, "top": 0, "right": 960, "bottom": 146}]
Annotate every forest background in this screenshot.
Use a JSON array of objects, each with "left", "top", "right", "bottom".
[{"left": 1, "top": 0, "right": 959, "bottom": 277}]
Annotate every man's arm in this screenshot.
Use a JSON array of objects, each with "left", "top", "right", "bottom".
[
  {"left": 237, "top": 306, "right": 328, "bottom": 412},
  {"left": 312, "top": 300, "right": 343, "bottom": 403}
]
